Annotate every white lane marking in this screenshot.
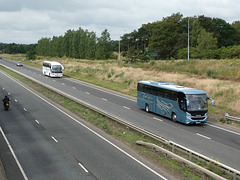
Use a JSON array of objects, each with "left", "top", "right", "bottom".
[
  {"left": 15, "top": 99, "right": 18, "bottom": 102},
  {"left": 2, "top": 88, "right": 4, "bottom": 90},
  {"left": 78, "top": 163, "right": 89, "bottom": 173},
  {"left": 8, "top": 92, "right": 11, "bottom": 95},
  {"left": 0, "top": 127, "right": 28, "bottom": 180},
  {"left": 208, "top": 124, "right": 240, "bottom": 136},
  {"left": 2, "top": 73, "right": 167, "bottom": 180},
  {"left": 123, "top": 106, "right": 130, "bottom": 110},
  {"left": 23, "top": 108, "right": 27, "bottom": 111},
  {"left": 102, "top": 98, "right": 108, "bottom": 101},
  {"left": 196, "top": 133, "right": 211, "bottom": 140},
  {"left": 53, "top": 80, "right": 56, "bottom": 82},
  {"left": 35, "top": 120, "right": 40, "bottom": 124},
  {"left": 85, "top": 92, "right": 90, "bottom": 95},
  {"left": 153, "top": 117, "right": 163, "bottom": 122},
  {"left": 67, "top": 78, "right": 136, "bottom": 102},
  {"left": 62, "top": 83, "right": 65, "bottom": 85},
  {"left": 72, "top": 87, "right": 76, "bottom": 89},
  {"left": 51, "top": 136, "right": 58, "bottom": 143}
]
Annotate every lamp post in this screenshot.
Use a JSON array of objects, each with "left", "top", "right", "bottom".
[
  {"left": 187, "top": 18, "right": 190, "bottom": 60},
  {"left": 118, "top": 38, "right": 120, "bottom": 61},
  {"left": 118, "top": 30, "right": 126, "bottom": 61}
]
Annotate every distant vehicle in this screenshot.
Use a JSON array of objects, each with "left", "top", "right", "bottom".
[
  {"left": 42, "top": 61, "right": 64, "bottom": 77},
  {"left": 0, "top": 56, "right": 2, "bottom": 59},
  {"left": 137, "top": 81, "right": 214, "bottom": 124},
  {"left": 16, "top": 61, "right": 23, "bottom": 66}
]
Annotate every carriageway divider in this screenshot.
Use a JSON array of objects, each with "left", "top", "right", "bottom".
[{"left": 1, "top": 64, "right": 240, "bottom": 180}]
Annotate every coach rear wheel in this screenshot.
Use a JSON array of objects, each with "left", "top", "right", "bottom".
[
  {"left": 145, "top": 104, "right": 149, "bottom": 113},
  {"left": 171, "top": 112, "right": 177, "bottom": 122}
]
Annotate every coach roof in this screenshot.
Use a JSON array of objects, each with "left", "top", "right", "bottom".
[{"left": 138, "top": 81, "right": 206, "bottom": 95}]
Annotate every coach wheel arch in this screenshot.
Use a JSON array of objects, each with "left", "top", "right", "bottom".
[
  {"left": 171, "top": 112, "right": 177, "bottom": 122},
  {"left": 145, "top": 104, "right": 149, "bottom": 113}
]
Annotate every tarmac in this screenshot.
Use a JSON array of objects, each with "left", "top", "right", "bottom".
[{"left": 0, "top": 159, "right": 7, "bottom": 180}]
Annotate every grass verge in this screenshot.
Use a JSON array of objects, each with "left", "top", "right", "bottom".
[
  {"left": 2, "top": 54, "right": 240, "bottom": 127},
  {"left": 0, "top": 65, "right": 238, "bottom": 180}
]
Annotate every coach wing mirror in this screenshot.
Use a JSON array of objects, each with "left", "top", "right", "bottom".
[
  {"left": 208, "top": 97, "right": 214, "bottom": 106},
  {"left": 62, "top": 65, "right": 64, "bottom": 70}
]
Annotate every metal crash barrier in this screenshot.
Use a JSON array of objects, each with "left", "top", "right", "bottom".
[{"left": 225, "top": 113, "right": 240, "bottom": 122}]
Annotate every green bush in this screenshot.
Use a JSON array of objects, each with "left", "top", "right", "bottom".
[
  {"left": 206, "top": 69, "right": 216, "bottom": 78},
  {"left": 219, "top": 118, "right": 226, "bottom": 123}
]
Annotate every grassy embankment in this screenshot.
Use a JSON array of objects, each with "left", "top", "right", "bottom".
[
  {"left": 0, "top": 60, "right": 235, "bottom": 180},
  {"left": 2, "top": 54, "right": 240, "bottom": 128}
]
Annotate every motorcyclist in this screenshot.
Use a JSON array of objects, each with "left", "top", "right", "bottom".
[{"left": 2, "top": 95, "right": 10, "bottom": 105}]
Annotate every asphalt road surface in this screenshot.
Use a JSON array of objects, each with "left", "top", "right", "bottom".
[
  {"left": 0, "top": 66, "right": 169, "bottom": 179},
  {"left": 1, "top": 58, "right": 240, "bottom": 171}
]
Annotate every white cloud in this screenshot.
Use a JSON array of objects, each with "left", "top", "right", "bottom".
[{"left": 0, "top": 0, "right": 240, "bottom": 44}]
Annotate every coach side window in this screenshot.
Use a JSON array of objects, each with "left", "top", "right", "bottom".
[
  {"left": 137, "top": 83, "right": 145, "bottom": 92},
  {"left": 178, "top": 93, "right": 187, "bottom": 111}
]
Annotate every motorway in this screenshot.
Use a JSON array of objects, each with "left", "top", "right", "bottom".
[
  {"left": 0, "top": 62, "right": 168, "bottom": 179},
  {"left": 0, "top": 58, "right": 240, "bottom": 171}
]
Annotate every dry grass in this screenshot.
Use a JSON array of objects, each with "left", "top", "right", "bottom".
[{"left": 2, "top": 54, "right": 240, "bottom": 126}]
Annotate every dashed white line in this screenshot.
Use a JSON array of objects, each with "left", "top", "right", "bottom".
[
  {"left": 208, "top": 124, "right": 240, "bottom": 136},
  {"left": 1, "top": 70, "right": 167, "bottom": 179},
  {"left": 196, "top": 133, "right": 211, "bottom": 140},
  {"left": 153, "top": 117, "right": 163, "bottom": 122},
  {"left": 14, "top": 99, "right": 18, "bottom": 102},
  {"left": 72, "top": 87, "right": 76, "bottom": 89},
  {"left": 62, "top": 83, "right": 65, "bottom": 85},
  {"left": 102, "top": 98, "right": 108, "bottom": 101},
  {"left": 51, "top": 136, "right": 58, "bottom": 143},
  {"left": 85, "top": 92, "right": 90, "bottom": 95},
  {"left": 23, "top": 108, "right": 27, "bottom": 112},
  {"left": 35, "top": 120, "right": 40, "bottom": 124},
  {"left": 78, "top": 163, "right": 89, "bottom": 173},
  {"left": 123, "top": 106, "right": 130, "bottom": 110},
  {"left": 67, "top": 78, "right": 137, "bottom": 102},
  {"left": 8, "top": 92, "right": 11, "bottom": 95}
]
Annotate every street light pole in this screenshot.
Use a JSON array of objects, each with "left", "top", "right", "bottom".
[
  {"left": 187, "top": 18, "right": 190, "bottom": 60},
  {"left": 118, "top": 30, "right": 126, "bottom": 61},
  {"left": 118, "top": 38, "right": 120, "bottom": 61}
]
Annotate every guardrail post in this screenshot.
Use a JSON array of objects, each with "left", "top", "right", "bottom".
[
  {"left": 171, "top": 144, "right": 175, "bottom": 153},
  {"left": 225, "top": 113, "right": 229, "bottom": 121},
  {"left": 189, "top": 152, "right": 192, "bottom": 161},
  {"left": 233, "top": 172, "right": 236, "bottom": 180}
]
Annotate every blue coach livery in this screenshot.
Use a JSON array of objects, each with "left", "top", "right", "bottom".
[{"left": 137, "top": 81, "right": 214, "bottom": 124}]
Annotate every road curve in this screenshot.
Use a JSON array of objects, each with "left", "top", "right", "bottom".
[
  {"left": 0, "top": 67, "right": 168, "bottom": 179},
  {"left": 1, "top": 58, "right": 240, "bottom": 171}
]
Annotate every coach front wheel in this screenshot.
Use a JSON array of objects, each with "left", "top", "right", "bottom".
[{"left": 171, "top": 112, "right": 177, "bottom": 122}]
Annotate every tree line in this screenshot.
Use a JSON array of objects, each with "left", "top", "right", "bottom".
[
  {"left": 121, "top": 13, "right": 240, "bottom": 60},
  {"left": 37, "top": 28, "right": 113, "bottom": 60},
  {"left": 0, "top": 43, "right": 36, "bottom": 54},
  {"left": 2, "top": 12, "right": 240, "bottom": 60}
]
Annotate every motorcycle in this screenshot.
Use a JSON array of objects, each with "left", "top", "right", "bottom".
[{"left": 3, "top": 101, "right": 10, "bottom": 111}]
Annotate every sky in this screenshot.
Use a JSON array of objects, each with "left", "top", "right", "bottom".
[{"left": 0, "top": 0, "right": 240, "bottom": 44}]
